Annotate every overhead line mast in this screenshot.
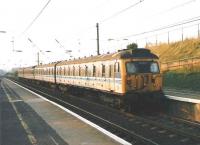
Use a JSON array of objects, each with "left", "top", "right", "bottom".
[{"left": 96, "top": 23, "right": 100, "bottom": 55}]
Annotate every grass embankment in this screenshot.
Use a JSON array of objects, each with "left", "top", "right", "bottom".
[
  {"left": 148, "top": 38, "right": 200, "bottom": 91},
  {"left": 149, "top": 38, "right": 200, "bottom": 62}
]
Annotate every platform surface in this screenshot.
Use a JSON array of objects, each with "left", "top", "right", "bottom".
[
  {"left": 0, "top": 78, "right": 122, "bottom": 145},
  {"left": 164, "top": 87, "right": 200, "bottom": 103}
]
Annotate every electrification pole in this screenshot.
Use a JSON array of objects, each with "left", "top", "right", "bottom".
[
  {"left": 96, "top": 23, "right": 100, "bottom": 55},
  {"left": 28, "top": 38, "right": 40, "bottom": 65},
  {"left": 198, "top": 24, "right": 200, "bottom": 38},
  {"left": 37, "top": 52, "right": 40, "bottom": 65}
]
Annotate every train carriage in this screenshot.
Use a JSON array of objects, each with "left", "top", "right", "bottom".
[
  {"left": 23, "top": 66, "right": 35, "bottom": 80},
  {"left": 56, "top": 54, "right": 123, "bottom": 94},
  {"left": 17, "top": 68, "right": 24, "bottom": 78},
  {"left": 34, "top": 62, "right": 58, "bottom": 83}
]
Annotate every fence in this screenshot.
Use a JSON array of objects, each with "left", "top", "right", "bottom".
[
  {"left": 160, "top": 56, "right": 200, "bottom": 72},
  {"left": 134, "top": 22, "right": 200, "bottom": 48}
]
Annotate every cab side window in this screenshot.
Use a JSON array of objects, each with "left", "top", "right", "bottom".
[{"left": 115, "top": 62, "right": 121, "bottom": 78}]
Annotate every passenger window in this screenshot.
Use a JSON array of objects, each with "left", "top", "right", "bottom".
[
  {"left": 109, "top": 65, "right": 111, "bottom": 78},
  {"left": 85, "top": 66, "right": 88, "bottom": 77},
  {"left": 68, "top": 67, "right": 70, "bottom": 76},
  {"left": 78, "top": 66, "right": 81, "bottom": 76},
  {"left": 70, "top": 66, "right": 73, "bottom": 76},
  {"left": 72, "top": 66, "right": 75, "bottom": 76},
  {"left": 102, "top": 64, "right": 105, "bottom": 77},
  {"left": 93, "top": 65, "right": 96, "bottom": 77},
  {"left": 63, "top": 67, "right": 66, "bottom": 76},
  {"left": 60, "top": 67, "right": 62, "bottom": 75}
]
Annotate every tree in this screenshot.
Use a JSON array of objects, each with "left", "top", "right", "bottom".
[{"left": 126, "top": 43, "right": 138, "bottom": 50}]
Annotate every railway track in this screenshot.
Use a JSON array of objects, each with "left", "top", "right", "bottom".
[
  {"left": 139, "top": 113, "right": 200, "bottom": 139},
  {"left": 9, "top": 79, "right": 200, "bottom": 145}
]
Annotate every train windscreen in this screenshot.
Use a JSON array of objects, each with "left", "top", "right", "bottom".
[{"left": 126, "top": 61, "right": 159, "bottom": 74}]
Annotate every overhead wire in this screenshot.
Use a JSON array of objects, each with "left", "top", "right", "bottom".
[
  {"left": 22, "top": 0, "right": 52, "bottom": 35},
  {"left": 110, "top": 0, "right": 198, "bottom": 40},
  {"left": 20, "top": 0, "right": 198, "bottom": 53},
  {"left": 75, "top": 0, "right": 197, "bottom": 50},
  {"left": 118, "top": 16, "right": 200, "bottom": 39},
  {"left": 74, "top": 0, "right": 144, "bottom": 37},
  {"left": 45, "top": 0, "right": 144, "bottom": 44},
  {"left": 99, "top": 0, "right": 144, "bottom": 23},
  {"left": 152, "top": 0, "right": 196, "bottom": 16}
]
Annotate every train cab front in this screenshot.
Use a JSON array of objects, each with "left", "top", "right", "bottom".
[
  {"left": 124, "top": 60, "right": 164, "bottom": 107},
  {"left": 126, "top": 60, "right": 162, "bottom": 92}
]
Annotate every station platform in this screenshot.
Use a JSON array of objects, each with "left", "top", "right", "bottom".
[
  {"left": 0, "top": 78, "right": 125, "bottom": 145},
  {"left": 164, "top": 87, "right": 200, "bottom": 101},
  {"left": 163, "top": 87, "right": 200, "bottom": 122}
]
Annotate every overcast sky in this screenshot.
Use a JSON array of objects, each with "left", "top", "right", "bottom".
[{"left": 0, "top": 0, "right": 200, "bottom": 71}]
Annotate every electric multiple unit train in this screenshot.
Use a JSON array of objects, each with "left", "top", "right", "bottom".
[{"left": 17, "top": 48, "right": 163, "bottom": 110}]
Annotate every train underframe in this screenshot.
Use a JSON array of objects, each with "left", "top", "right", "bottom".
[{"left": 18, "top": 77, "right": 165, "bottom": 113}]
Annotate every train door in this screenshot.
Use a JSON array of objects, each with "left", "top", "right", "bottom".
[
  {"left": 106, "top": 65, "right": 111, "bottom": 90},
  {"left": 108, "top": 65, "right": 111, "bottom": 90},
  {"left": 102, "top": 64, "right": 106, "bottom": 90},
  {"left": 114, "top": 61, "right": 121, "bottom": 93},
  {"left": 109, "top": 63, "right": 115, "bottom": 91}
]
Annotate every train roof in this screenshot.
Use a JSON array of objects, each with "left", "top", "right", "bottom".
[
  {"left": 57, "top": 48, "right": 158, "bottom": 66},
  {"left": 120, "top": 48, "right": 159, "bottom": 59},
  {"left": 35, "top": 62, "right": 60, "bottom": 69},
  {"left": 20, "top": 48, "right": 158, "bottom": 69},
  {"left": 21, "top": 66, "right": 36, "bottom": 70}
]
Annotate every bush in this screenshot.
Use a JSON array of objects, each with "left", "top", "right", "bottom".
[
  {"left": 164, "top": 71, "right": 200, "bottom": 91},
  {"left": 126, "top": 43, "right": 138, "bottom": 50}
]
